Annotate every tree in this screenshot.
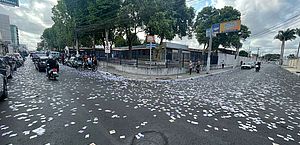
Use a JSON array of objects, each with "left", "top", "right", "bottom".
[
  {"left": 143, "top": 0, "right": 195, "bottom": 60},
  {"left": 114, "top": 35, "right": 127, "bottom": 47},
  {"left": 287, "top": 54, "right": 296, "bottom": 59},
  {"left": 239, "top": 50, "right": 249, "bottom": 57},
  {"left": 195, "top": 6, "right": 251, "bottom": 51},
  {"left": 117, "top": 0, "right": 143, "bottom": 59},
  {"left": 274, "top": 28, "right": 296, "bottom": 65},
  {"left": 296, "top": 28, "right": 300, "bottom": 58},
  {"left": 262, "top": 54, "right": 280, "bottom": 61}
]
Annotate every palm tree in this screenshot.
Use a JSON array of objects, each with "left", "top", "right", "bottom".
[
  {"left": 296, "top": 28, "right": 300, "bottom": 58},
  {"left": 274, "top": 28, "right": 296, "bottom": 65}
]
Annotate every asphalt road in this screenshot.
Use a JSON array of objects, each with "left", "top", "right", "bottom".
[{"left": 0, "top": 60, "right": 300, "bottom": 145}]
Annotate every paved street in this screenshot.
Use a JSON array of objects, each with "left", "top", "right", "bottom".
[{"left": 0, "top": 60, "right": 300, "bottom": 145}]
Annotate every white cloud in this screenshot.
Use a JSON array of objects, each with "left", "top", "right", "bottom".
[
  {"left": 1, "top": 0, "right": 299, "bottom": 56},
  {"left": 211, "top": 0, "right": 300, "bottom": 56},
  {"left": 0, "top": 0, "right": 56, "bottom": 50}
]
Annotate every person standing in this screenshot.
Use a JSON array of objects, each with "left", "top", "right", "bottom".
[
  {"left": 221, "top": 60, "right": 225, "bottom": 69},
  {"left": 189, "top": 61, "right": 193, "bottom": 75},
  {"left": 61, "top": 53, "right": 65, "bottom": 65},
  {"left": 196, "top": 61, "right": 201, "bottom": 73}
]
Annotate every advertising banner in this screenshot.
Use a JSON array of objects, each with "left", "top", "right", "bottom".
[
  {"left": 220, "top": 20, "right": 241, "bottom": 33},
  {"left": 0, "top": 0, "right": 19, "bottom": 7}
]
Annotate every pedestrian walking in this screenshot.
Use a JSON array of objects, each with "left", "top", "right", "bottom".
[
  {"left": 189, "top": 61, "right": 193, "bottom": 75},
  {"left": 221, "top": 60, "right": 225, "bottom": 69},
  {"left": 196, "top": 61, "right": 201, "bottom": 73},
  {"left": 61, "top": 53, "right": 65, "bottom": 65}
]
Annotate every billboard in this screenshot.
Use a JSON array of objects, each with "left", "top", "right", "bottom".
[
  {"left": 220, "top": 20, "right": 241, "bottom": 33},
  {"left": 0, "top": 0, "right": 19, "bottom": 7}
]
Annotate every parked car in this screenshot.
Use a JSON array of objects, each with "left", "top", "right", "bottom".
[
  {"left": 0, "top": 58, "right": 12, "bottom": 79},
  {"left": 31, "top": 53, "right": 39, "bottom": 62},
  {"left": 241, "top": 62, "right": 254, "bottom": 69},
  {"left": 0, "top": 74, "right": 8, "bottom": 101},
  {"left": 67, "top": 57, "right": 83, "bottom": 68},
  {"left": 35, "top": 56, "right": 49, "bottom": 72},
  {"left": 6, "top": 53, "right": 24, "bottom": 68},
  {"left": 66, "top": 57, "right": 75, "bottom": 67},
  {"left": 3, "top": 56, "right": 17, "bottom": 71}
]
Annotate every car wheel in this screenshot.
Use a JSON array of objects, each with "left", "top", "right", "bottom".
[
  {"left": 8, "top": 74, "right": 12, "bottom": 79},
  {"left": 1, "top": 77, "right": 8, "bottom": 101}
]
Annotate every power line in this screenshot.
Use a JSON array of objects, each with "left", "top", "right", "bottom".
[
  {"left": 251, "top": 18, "right": 300, "bottom": 38},
  {"left": 250, "top": 13, "right": 300, "bottom": 38}
]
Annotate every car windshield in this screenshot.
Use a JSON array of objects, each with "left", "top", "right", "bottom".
[{"left": 1, "top": 1, "right": 300, "bottom": 145}]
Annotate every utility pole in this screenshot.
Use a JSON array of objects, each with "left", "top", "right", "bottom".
[
  {"left": 206, "top": 26, "right": 213, "bottom": 74},
  {"left": 256, "top": 47, "right": 260, "bottom": 61}
]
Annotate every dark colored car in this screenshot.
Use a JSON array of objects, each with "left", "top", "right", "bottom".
[
  {"left": 66, "top": 57, "right": 83, "bottom": 68},
  {"left": 0, "top": 74, "right": 8, "bottom": 101},
  {"left": 0, "top": 58, "right": 12, "bottom": 79},
  {"left": 2, "top": 56, "right": 17, "bottom": 71},
  {"left": 35, "top": 56, "right": 49, "bottom": 72},
  {"left": 32, "top": 53, "right": 47, "bottom": 63}
]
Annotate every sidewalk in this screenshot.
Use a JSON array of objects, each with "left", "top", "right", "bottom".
[
  {"left": 282, "top": 66, "right": 300, "bottom": 76},
  {"left": 97, "top": 64, "right": 233, "bottom": 81}
]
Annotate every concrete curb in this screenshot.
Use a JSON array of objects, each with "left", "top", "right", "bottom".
[{"left": 99, "top": 68, "right": 233, "bottom": 82}]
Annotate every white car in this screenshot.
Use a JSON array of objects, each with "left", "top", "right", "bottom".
[{"left": 241, "top": 62, "right": 254, "bottom": 69}]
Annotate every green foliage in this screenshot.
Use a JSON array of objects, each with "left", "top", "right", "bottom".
[
  {"left": 274, "top": 28, "right": 296, "bottom": 41},
  {"left": 41, "top": 0, "right": 194, "bottom": 59},
  {"left": 287, "top": 54, "right": 296, "bottom": 59},
  {"left": 274, "top": 28, "right": 296, "bottom": 64},
  {"left": 148, "top": 12, "right": 176, "bottom": 44},
  {"left": 239, "top": 50, "right": 249, "bottom": 57},
  {"left": 296, "top": 28, "right": 300, "bottom": 37},
  {"left": 115, "top": 35, "right": 127, "bottom": 47},
  {"left": 195, "top": 6, "right": 251, "bottom": 50},
  {"left": 263, "top": 54, "right": 280, "bottom": 60}
]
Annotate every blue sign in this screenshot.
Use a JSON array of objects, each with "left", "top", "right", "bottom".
[
  {"left": 212, "top": 23, "right": 220, "bottom": 34},
  {"left": 206, "top": 29, "right": 211, "bottom": 37},
  {"left": 0, "top": 0, "right": 19, "bottom": 6},
  {"left": 146, "top": 43, "right": 156, "bottom": 48}
]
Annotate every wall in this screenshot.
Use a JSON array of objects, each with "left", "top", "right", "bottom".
[
  {"left": 288, "top": 59, "right": 300, "bottom": 69},
  {"left": 218, "top": 53, "right": 256, "bottom": 66},
  {"left": 100, "top": 62, "right": 187, "bottom": 76}
]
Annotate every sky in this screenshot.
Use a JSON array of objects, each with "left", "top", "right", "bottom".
[{"left": 0, "top": 0, "right": 300, "bottom": 56}]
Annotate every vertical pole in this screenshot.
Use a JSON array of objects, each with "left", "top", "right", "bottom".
[
  {"left": 105, "top": 30, "right": 109, "bottom": 71},
  {"left": 150, "top": 42, "right": 152, "bottom": 75},
  {"left": 256, "top": 47, "right": 260, "bottom": 61},
  {"left": 76, "top": 34, "right": 79, "bottom": 57},
  {"left": 296, "top": 42, "right": 300, "bottom": 58},
  {"left": 206, "top": 26, "right": 212, "bottom": 73}
]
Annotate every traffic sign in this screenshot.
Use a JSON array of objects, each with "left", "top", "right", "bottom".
[
  {"left": 146, "top": 43, "right": 156, "bottom": 48},
  {"left": 146, "top": 35, "right": 155, "bottom": 43},
  {"left": 212, "top": 23, "right": 220, "bottom": 33},
  {"left": 105, "top": 45, "right": 110, "bottom": 54},
  {"left": 0, "top": 0, "right": 19, "bottom": 7},
  {"left": 206, "top": 29, "right": 217, "bottom": 38}
]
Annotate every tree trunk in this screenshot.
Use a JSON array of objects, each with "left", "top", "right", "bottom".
[
  {"left": 280, "top": 40, "right": 285, "bottom": 65},
  {"left": 236, "top": 47, "right": 240, "bottom": 67},
  {"left": 297, "top": 41, "right": 300, "bottom": 58},
  {"left": 92, "top": 34, "right": 95, "bottom": 55},
  {"left": 126, "top": 28, "right": 133, "bottom": 59}
]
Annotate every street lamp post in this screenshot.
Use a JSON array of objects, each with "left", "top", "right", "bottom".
[{"left": 206, "top": 26, "right": 213, "bottom": 73}]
